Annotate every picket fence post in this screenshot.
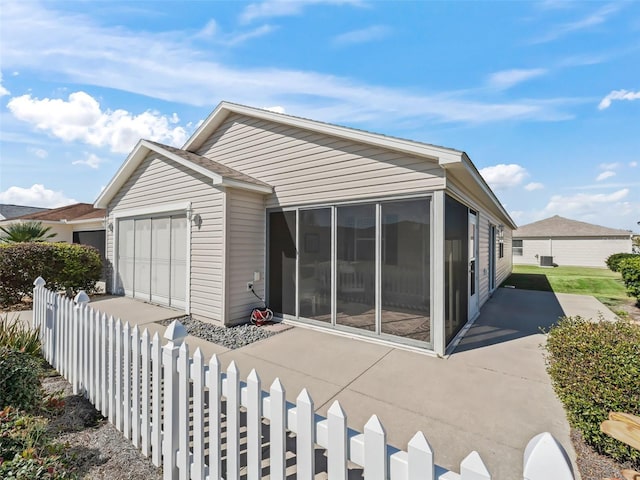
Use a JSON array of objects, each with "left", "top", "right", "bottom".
[
  {"left": 32, "top": 276, "right": 46, "bottom": 330},
  {"left": 162, "top": 320, "right": 187, "bottom": 480},
  {"left": 523, "top": 432, "right": 574, "bottom": 480}
]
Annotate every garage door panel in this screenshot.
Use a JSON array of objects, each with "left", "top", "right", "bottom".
[
  {"left": 151, "top": 217, "right": 171, "bottom": 304},
  {"left": 134, "top": 218, "right": 152, "bottom": 301}
]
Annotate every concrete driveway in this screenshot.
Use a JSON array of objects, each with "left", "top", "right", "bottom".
[{"left": 9, "top": 288, "right": 617, "bottom": 478}]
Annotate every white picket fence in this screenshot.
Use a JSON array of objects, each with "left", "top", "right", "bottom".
[{"left": 31, "top": 277, "right": 575, "bottom": 480}]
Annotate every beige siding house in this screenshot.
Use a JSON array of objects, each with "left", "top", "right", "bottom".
[
  {"left": 95, "top": 102, "right": 515, "bottom": 356},
  {"left": 513, "top": 215, "right": 632, "bottom": 268}
]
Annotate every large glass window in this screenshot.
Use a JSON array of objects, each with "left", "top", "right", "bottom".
[
  {"left": 299, "top": 209, "right": 332, "bottom": 321},
  {"left": 336, "top": 204, "right": 376, "bottom": 332},
  {"left": 381, "top": 200, "right": 431, "bottom": 342},
  {"left": 268, "top": 211, "right": 297, "bottom": 316},
  {"left": 445, "top": 195, "right": 468, "bottom": 343}
]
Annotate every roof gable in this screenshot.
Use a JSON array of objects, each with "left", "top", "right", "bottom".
[
  {"left": 95, "top": 139, "right": 272, "bottom": 208},
  {"left": 514, "top": 215, "right": 631, "bottom": 238}
]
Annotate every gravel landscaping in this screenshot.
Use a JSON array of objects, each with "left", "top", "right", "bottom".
[{"left": 157, "top": 315, "right": 284, "bottom": 349}]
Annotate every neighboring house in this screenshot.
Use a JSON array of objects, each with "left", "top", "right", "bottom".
[
  {"left": 513, "top": 215, "right": 633, "bottom": 268},
  {"left": 0, "top": 203, "right": 107, "bottom": 266},
  {"left": 0, "top": 203, "right": 50, "bottom": 220},
  {"left": 95, "top": 101, "right": 516, "bottom": 356}
]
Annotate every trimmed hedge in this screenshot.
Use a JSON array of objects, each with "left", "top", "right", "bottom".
[
  {"left": 606, "top": 252, "right": 638, "bottom": 272},
  {"left": 619, "top": 256, "right": 640, "bottom": 302},
  {"left": 0, "top": 243, "right": 102, "bottom": 306},
  {"left": 546, "top": 316, "right": 640, "bottom": 465}
]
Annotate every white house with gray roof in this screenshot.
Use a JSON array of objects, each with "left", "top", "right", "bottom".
[
  {"left": 95, "top": 101, "right": 516, "bottom": 356},
  {"left": 512, "top": 215, "right": 632, "bottom": 268}
]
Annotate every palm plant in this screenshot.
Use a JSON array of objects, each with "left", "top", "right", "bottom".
[{"left": 0, "top": 221, "right": 57, "bottom": 243}]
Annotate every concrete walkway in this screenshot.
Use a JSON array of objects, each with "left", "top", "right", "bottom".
[{"left": 7, "top": 288, "right": 617, "bottom": 479}]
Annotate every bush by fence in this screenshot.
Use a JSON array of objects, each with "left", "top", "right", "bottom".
[
  {"left": 606, "top": 253, "right": 638, "bottom": 273},
  {"left": 619, "top": 256, "right": 640, "bottom": 302},
  {"left": 0, "top": 243, "right": 102, "bottom": 306},
  {"left": 546, "top": 316, "right": 640, "bottom": 466}
]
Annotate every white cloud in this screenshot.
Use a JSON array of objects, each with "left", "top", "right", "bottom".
[
  {"left": 532, "top": 3, "right": 624, "bottom": 44},
  {"left": 0, "top": 71, "right": 10, "bottom": 97},
  {"left": 224, "top": 25, "right": 277, "bottom": 46},
  {"left": 239, "top": 0, "right": 363, "bottom": 24},
  {"left": 332, "top": 25, "right": 390, "bottom": 46},
  {"left": 543, "top": 188, "right": 630, "bottom": 217},
  {"left": 7, "top": 91, "right": 188, "bottom": 153},
  {"left": 630, "top": 161, "right": 638, "bottom": 167},
  {"left": 28, "top": 147, "right": 48, "bottom": 159},
  {"left": 263, "top": 105, "right": 286, "bottom": 114},
  {"left": 524, "top": 182, "right": 544, "bottom": 191},
  {"left": 487, "top": 68, "right": 547, "bottom": 90},
  {"left": 596, "top": 170, "right": 616, "bottom": 181},
  {"left": 599, "top": 162, "right": 620, "bottom": 170},
  {"left": 0, "top": 2, "right": 582, "bottom": 126},
  {"left": 479, "top": 164, "right": 529, "bottom": 190},
  {"left": 598, "top": 89, "right": 640, "bottom": 110},
  {"left": 72, "top": 153, "right": 103, "bottom": 169},
  {"left": 0, "top": 184, "right": 77, "bottom": 208}
]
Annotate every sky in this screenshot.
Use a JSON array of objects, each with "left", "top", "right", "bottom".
[{"left": 0, "top": 0, "right": 639, "bottom": 232}]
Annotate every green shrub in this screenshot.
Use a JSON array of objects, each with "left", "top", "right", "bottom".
[
  {"left": 606, "top": 252, "right": 638, "bottom": 272},
  {"left": 0, "top": 243, "right": 102, "bottom": 306},
  {"left": 619, "top": 256, "right": 640, "bottom": 302},
  {"left": 0, "top": 347, "right": 42, "bottom": 411},
  {"left": 545, "top": 316, "right": 640, "bottom": 465},
  {"left": 0, "top": 316, "right": 41, "bottom": 357}
]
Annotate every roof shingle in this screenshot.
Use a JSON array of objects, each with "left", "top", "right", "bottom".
[
  {"left": 14, "top": 203, "right": 105, "bottom": 222},
  {"left": 514, "top": 215, "right": 631, "bottom": 238}
]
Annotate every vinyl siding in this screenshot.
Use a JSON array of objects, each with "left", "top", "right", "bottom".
[
  {"left": 497, "top": 228, "right": 512, "bottom": 287},
  {"left": 478, "top": 214, "right": 490, "bottom": 307},
  {"left": 515, "top": 237, "right": 632, "bottom": 268},
  {"left": 226, "top": 189, "right": 266, "bottom": 325},
  {"left": 106, "top": 151, "right": 225, "bottom": 323},
  {"left": 197, "top": 114, "right": 445, "bottom": 207}
]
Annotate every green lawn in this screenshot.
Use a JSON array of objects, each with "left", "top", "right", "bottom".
[{"left": 502, "top": 265, "right": 628, "bottom": 306}]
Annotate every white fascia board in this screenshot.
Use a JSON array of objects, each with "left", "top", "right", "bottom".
[
  {"left": 212, "top": 177, "right": 273, "bottom": 194},
  {"left": 65, "top": 218, "right": 106, "bottom": 225},
  {"left": 184, "top": 102, "right": 463, "bottom": 165}
]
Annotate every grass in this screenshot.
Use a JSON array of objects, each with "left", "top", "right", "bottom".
[{"left": 503, "top": 265, "right": 629, "bottom": 306}]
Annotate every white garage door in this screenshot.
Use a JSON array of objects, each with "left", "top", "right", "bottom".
[{"left": 117, "top": 215, "right": 187, "bottom": 308}]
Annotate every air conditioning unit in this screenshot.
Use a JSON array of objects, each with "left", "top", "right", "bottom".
[{"left": 539, "top": 256, "right": 554, "bottom": 267}]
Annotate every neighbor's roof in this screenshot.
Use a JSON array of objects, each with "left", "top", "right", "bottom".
[
  {"left": 14, "top": 203, "right": 105, "bottom": 223},
  {"left": 0, "top": 204, "right": 49, "bottom": 220},
  {"left": 95, "top": 139, "right": 273, "bottom": 208},
  {"left": 514, "top": 215, "right": 632, "bottom": 238}
]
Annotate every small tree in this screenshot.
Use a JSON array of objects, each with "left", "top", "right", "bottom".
[{"left": 0, "top": 221, "right": 57, "bottom": 243}]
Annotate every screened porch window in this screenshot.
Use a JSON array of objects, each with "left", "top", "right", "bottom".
[{"left": 267, "top": 198, "right": 432, "bottom": 347}]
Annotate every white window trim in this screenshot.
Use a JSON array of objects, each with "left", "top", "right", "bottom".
[{"left": 111, "top": 201, "right": 191, "bottom": 314}]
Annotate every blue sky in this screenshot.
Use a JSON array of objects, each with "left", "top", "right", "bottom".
[{"left": 0, "top": 0, "right": 638, "bottom": 231}]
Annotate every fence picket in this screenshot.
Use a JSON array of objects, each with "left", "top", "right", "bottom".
[
  {"left": 226, "top": 361, "right": 241, "bottom": 480},
  {"left": 115, "top": 319, "right": 123, "bottom": 431},
  {"left": 108, "top": 316, "right": 116, "bottom": 424},
  {"left": 246, "top": 369, "right": 262, "bottom": 480},
  {"left": 123, "top": 322, "right": 132, "bottom": 439},
  {"left": 207, "top": 354, "right": 222, "bottom": 480},
  {"left": 140, "top": 329, "right": 151, "bottom": 456},
  {"left": 151, "top": 332, "right": 162, "bottom": 467},
  {"left": 328, "top": 401, "right": 348, "bottom": 480},
  {"left": 132, "top": 325, "right": 141, "bottom": 447},
  {"left": 30, "top": 282, "right": 576, "bottom": 480},
  {"left": 178, "top": 342, "right": 190, "bottom": 480},
  {"left": 191, "top": 348, "right": 205, "bottom": 480},
  {"left": 296, "top": 388, "right": 315, "bottom": 480},
  {"left": 460, "top": 451, "right": 491, "bottom": 480},
  {"left": 270, "top": 378, "right": 286, "bottom": 480},
  {"left": 364, "top": 415, "right": 387, "bottom": 480}
]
